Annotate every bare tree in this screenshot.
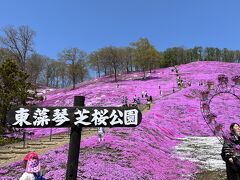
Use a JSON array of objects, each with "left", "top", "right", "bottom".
[
  {"left": 59, "top": 48, "right": 87, "bottom": 89},
  {"left": 26, "top": 54, "right": 48, "bottom": 84},
  {"left": 89, "top": 51, "right": 102, "bottom": 78},
  {"left": 124, "top": 47, "right": 135, "bottom": 73},
  {"left": 99, "top": 46, "right": 122, "bottom": 82},
  {"left": 0, "top": 25, "right": 35, "bottom": 70},
  {"left": 117, "top": 47, "right": 132, "bottom": 74}
]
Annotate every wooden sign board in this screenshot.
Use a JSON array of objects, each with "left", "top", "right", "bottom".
[
  {"left": 7, "top": 106, "right": 142, "bottom": 128},
  {"left": 7, "top": 96, "right": 143, "bottom": 180}
]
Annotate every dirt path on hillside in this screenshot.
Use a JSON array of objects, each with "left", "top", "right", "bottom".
[
  {"left": 141, "top": 89, "right": 181, "bottom": 113},
  {"left": 196, "top": 170, "right": 226, "bottom": 180}
]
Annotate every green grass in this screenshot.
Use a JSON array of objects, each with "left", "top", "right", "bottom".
[{"left": 0, "top": 137, "right": 22, "bottom": 146}]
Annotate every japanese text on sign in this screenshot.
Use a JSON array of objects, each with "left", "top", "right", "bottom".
[{"left": 8, "top": 107, "right": 141, "bottom": 128}]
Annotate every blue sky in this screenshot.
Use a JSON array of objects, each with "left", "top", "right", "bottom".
[{"left": 0, "top": 0, "right": 240, "bottom": 59}]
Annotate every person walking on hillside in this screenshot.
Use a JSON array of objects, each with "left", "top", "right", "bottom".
[
  {"left": 222, "top": 123, "right": 240, "bottom": 180},
  {"left": 121, "top": 96, "right": 128, "bottom": 107},
  {"left": 98, "top": 127, "right": 105, "bottom": 142},
  {"left": 145, "top": 92, "right": 148, "bottom": 98},
  {"left": 160, "top": 89, "right": 163, "bottom": 97},
  {"left": 133, "top": 95, "right": 137, "bottom": 103},
  {"left": 146, "top": 97, "right": 151, "bottom": 110},
  {"left": 149, "top": 95, "right": 153, "bottom": 103},
  {"left": 124, "top": 96, "right": 128, "bottom": 106},
  {"left": 20, "top": 152, "right": 45, "bottom": 180},
  {"left": 121, "top": 96, "right": 125, "bottom": 105},
  {"left": 137, "top": 97, "right": 141, "bottom": 105}
]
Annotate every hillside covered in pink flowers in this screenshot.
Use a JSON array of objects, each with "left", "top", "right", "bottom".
[{"left": 1, "top": 61, "right": 240, "bottom": 179}]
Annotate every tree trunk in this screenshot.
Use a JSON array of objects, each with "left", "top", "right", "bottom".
[
  {"left": 97, "top": 64, "right": 100, "bottom": 78},
  {"left": 61, "top": 75, "right": 64, "bottom": 88},
  {"left": 130, "top": 61, "right": 133, "bottom": 72},
  {"left": 143, "top": 69, "right": 146, "bottom": 79},
  {"left": 104, "top": 67, "right": 107, "bottom": 76},
  {"left": 56, "top": 76, "right": 59, "bottom": 88},
  {"left": 97, "top": 69, "right": 100, "bottom": 78},
  {"left": 72, "top": 75, "right": 75, "bottom": 89},
  {"left": 114, "top": 68, "right": 117, "bottom": 82},
  {"left": 1, "top": 109, "right": 7, "bottom": 127},
  {"left": 46, "top": 77, "right": 49, "bottom": 87},
  {"left": 72, "top": 60, "right": 76, "bottom": 89},
  {"left": 126, "top": 62, "right": 129, "bottom": 73}
]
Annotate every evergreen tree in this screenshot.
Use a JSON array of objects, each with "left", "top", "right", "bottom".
[{"left": 0, "top": 60, "right": 37, "bottom": 133}]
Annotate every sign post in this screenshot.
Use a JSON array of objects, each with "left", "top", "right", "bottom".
[
  {"left": 7, "top": 96, "right": 142, "bottom": 180},
  {"left": 66, "top": 96, "right": 84, "bottom": 179},
  {"left": 23, "top": 131, "right": 26, "bottom": 148}
]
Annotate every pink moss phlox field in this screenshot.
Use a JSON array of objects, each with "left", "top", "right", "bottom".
[{"left": 2, "top": 62, "right": 240, "bottom": 179}]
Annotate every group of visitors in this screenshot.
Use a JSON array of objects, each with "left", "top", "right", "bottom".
[
  {"left": 133, "top": 95, "right": 141, "bottom": 105},
  {"left": 142, "top": 91, "right": 152, "bottom": 99},
  {"left": 177, "top": 76, "right": 184, "bottom": 88},
  {"left": 199, "top": 81, "right": 204, "bottom": 86},
  {"left": 140, "top": 91, "right": 153, "bottom": 109},
  {"left": 121, "top": 96, "right": 128, "bottom": 106},
  {"left": 122, "top": 95, "right": 140, "bottom": 107},
  {"left": 177, "top": 78, "right": 192, "bottom": 89},
  {"left": 120, "top": 91, "right": 153, "bottom": 109}
]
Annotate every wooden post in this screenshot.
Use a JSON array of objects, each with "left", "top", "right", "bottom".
[
  {"left": 68, "top": 127, "right": 70, "bottom": 137},
  {"left": 50, "top": 127, "right": 52, "bottom": 142},
  {"left": 23, "top": 131, "right": 26, "bottom": 148},
  {"left": 66, "top": 96, "right": 84, "bottom": 180}
]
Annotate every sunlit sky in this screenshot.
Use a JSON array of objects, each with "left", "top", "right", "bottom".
[{"left": 1, "top": 0, "right": 240, "bottom": 59}]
